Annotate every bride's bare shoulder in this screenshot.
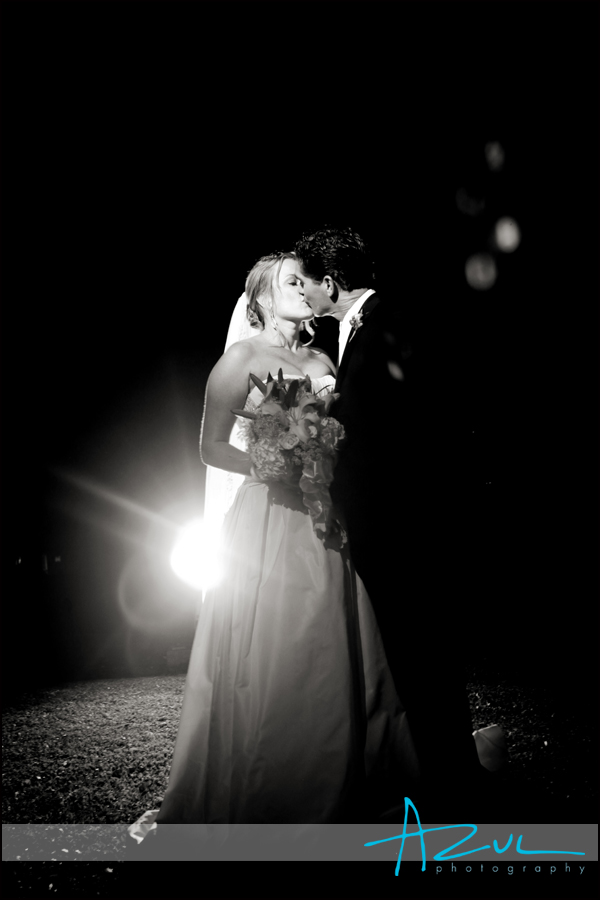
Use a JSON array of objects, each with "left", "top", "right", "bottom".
[
  {"left": 227, "top": 333, "right": 267, "bottom": 356},
  {"left": 224, "top": 337, "right": 257, "bottom": 358},
  {"left": 208, "top": 339, "right": 257, "bottom": 387}
]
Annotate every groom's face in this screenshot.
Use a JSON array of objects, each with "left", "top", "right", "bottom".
[{"left": 297, "top": 264, "right": 336, "bottom": 317}]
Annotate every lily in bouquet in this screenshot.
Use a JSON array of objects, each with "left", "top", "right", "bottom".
[{"left": 232, "top": 369, "right": 346, "bottom": 540}]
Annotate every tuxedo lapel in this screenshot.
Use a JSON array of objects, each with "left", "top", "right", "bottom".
[{"left": 335, "top": 292, "right": 381, "bottom": 388}]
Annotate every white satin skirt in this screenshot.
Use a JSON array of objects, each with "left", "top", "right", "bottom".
[{"left": 156, "top": 479, "right": 420, "bottom": 824}]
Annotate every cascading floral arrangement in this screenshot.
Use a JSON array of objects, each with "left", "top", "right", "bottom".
[{"left": 232, "top": 369, "right": 346, "bottom": 540}]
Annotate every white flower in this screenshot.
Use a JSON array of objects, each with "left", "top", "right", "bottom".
[
  {"left": 349, "top": 310, "right": 364, "bottom": 340},
  {"left": 278, "top": 431, "right": 300, "bottom": 450}
]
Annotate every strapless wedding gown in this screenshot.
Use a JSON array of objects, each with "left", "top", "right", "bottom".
[{"left": 135, "top": 375, "right": 421, "bottom": 827}]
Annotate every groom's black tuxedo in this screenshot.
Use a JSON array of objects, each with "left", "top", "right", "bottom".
[
  {"left": 331, "top": 291, "right": 463, "bottom": 574},
  {"left": 330, "top": 291, "right": 482, "bottom": 812}
]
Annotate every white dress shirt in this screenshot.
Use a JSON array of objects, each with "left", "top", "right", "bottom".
[{"left": 338, "top": 289, "right": 376, "bottom": 365}]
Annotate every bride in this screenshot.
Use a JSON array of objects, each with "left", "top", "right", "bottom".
[{"left": 141, "top": 251, "right": 421, "bottom": 826}]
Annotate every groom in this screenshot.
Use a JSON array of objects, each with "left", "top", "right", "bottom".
[{"left": 294, "top": 225, "right": 487, "bottom": 818}]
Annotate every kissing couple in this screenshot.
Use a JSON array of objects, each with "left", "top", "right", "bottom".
[{"left": 134, "top": 224, "right": 492, "bottom": 832}]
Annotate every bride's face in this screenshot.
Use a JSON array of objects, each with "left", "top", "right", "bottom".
[{"left": 271, "top": 258, "right": 312, "bottom": 322}]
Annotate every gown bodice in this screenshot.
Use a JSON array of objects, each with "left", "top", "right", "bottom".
[{"left": 203, "top": 375, "right": 337, "bottom": 566}]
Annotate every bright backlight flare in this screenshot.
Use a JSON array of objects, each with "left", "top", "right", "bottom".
[{"left": 170, "top": 519, "right": 223, "bottom": 592}]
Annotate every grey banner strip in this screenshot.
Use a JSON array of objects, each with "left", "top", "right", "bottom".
[{"left": 2, "top": 824, "right": 597, "bottom": 862}]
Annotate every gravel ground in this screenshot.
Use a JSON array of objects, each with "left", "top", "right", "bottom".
[
  {"left": 2, "top": 667, "right": 597, "bottom": 897},
  {"left": 3, "top": 667, "right": 596, "bottom": 827}
]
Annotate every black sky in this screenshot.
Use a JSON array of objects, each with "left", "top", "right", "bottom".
[{"left": 1, "top": 1, "right": 598, "bottom": 681}]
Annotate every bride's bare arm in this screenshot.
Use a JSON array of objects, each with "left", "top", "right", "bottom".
[{"left": 200, "top": 342, "right": 254, "bottom": 475}]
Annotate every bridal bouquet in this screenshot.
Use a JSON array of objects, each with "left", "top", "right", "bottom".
[{"left": 232, "top": 370, "right": 346, "bottom": 540}]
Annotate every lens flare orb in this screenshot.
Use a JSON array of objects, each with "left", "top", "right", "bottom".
[
  {"left": 494, "top": 216, "right": 521, "bottom": 252},
  {"left": 485, "top": 141, "right": 505, "bottom": 171},
  {"left": 465, "top": 253, "right": 498, "bottom": 290}
]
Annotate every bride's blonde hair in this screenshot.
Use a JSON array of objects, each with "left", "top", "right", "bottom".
[{"left": 245, "top": 251, "right": 316, "bottom": 345}]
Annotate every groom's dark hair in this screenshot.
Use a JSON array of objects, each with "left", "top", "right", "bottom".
[{"left": 294, "top": 226, "right": 375, "bottom": 291}]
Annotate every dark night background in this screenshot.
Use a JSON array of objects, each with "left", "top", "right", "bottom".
[{"left": 1, "top": 0, "right": 598, "bottom": 715}]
